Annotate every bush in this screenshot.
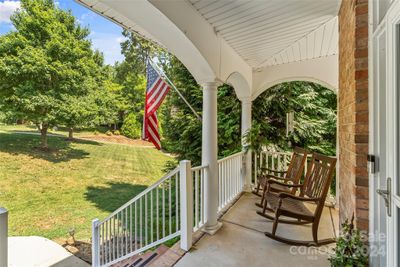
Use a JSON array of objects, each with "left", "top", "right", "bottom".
[
  {"left": 121, "top": 114, "right": 141, "bottom": 139},
  {"left": 329, "top": 214, "right": 368, "bottom": 267},
  {"left": 105, "top": 130, "right": 113, "bottom": 136},
  {"left": 113, "top": 130, "right": 120, "bottom": 135},
  {"left": 93, "top": 130, "right": 99, "bottom": 135}
]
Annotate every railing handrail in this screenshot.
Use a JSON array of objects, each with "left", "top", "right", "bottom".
[
  {"left": 191, "top": 164, "right": 209, "bottom": 171},
  {"left": 217, "top": 151, "right": 245, "bottom": 163},
  {"left": 259, "top": 151, "right": 291, "bottom": 155},
  {"left": 259, "top": 150, "right": 312, "bottom": 157},
  {"left": 100, "top": 167, "right": 179, "bottom": 223}
]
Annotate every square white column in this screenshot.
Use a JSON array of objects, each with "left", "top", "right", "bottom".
[{"left": 241, "top": 98, "right": 252, "bottom": 192}]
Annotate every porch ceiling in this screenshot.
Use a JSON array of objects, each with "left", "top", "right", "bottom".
[
  {"left": 75, "top": 0, "right": 340, "bottom": 93},
  {"left": 189, "top": 0, "right": 340, "bottom": 68}
]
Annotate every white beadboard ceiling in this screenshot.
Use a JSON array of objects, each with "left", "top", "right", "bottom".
[
  {"left": 188, "top": 0, "right": 340, "bottom": 68},
  {"left": 76, "top": 0, "right": 340, "bottom": 69}
]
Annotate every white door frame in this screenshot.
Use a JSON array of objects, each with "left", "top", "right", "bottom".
[
  {"left": 369, "top": 0, "right": 400, "bottom": 266},
  {"left": 369, "top": 19, "right": 388, "bottom": 267},
  {"left": 385, "top": 1, "right": 400, "bottom": 266}
]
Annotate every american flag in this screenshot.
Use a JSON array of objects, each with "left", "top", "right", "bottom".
[{"left": 144, "top": 61, "right": 170, "bottom": 149}]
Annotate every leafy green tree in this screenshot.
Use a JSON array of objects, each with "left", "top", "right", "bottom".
[
  {"left": 161, "top": 57, "right": 241, "bottom": 166},
  {"left": 0, "top": 0, "right": 103, "bottom": 148},
  {"left": 57, "top": 55, "right": 121, "bottom": 139},
  {"left": 217, "top": 84, "right": 242, "bottom": 157},
  {"left": 251, "top": 81, "right": 337, "bottom": 155},
  {"left": 161, "top": 57, "right": 203, "bottom": 165},
  {"left": 57, "top": 94, "right": 97, "bottom": 139},
  {"left": 114, "top": 30, "right": 167, "bottom": 136},
  {"left": 121, "top": 113, "right": 142, "bottom": 139}
]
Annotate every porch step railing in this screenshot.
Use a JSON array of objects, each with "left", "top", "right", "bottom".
[
  {"left": 92, "top": 167, "right": 181, "bottom": 266},
  {"left": 92, "top": 152, "right": 246, "bottom": 267}
]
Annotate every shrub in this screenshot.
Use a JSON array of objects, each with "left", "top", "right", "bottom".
[
  {"left": 105, "top": 130, "right": 113, "bottom": 136},
  {"left": 113, "top": 130, "right": 120, "bottom": 136},
  {"left": 93, "top": 130, "right": 99, "bottom": 135},
  {"left": 121, "top": 114, "right": 141, "bottom": 139},
  {"left": 329, "top": 214, "right": 368, "bottom": 267}
]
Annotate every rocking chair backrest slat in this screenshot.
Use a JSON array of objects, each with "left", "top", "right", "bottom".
[
  {"left": 301, "top": 153, "right": 336, "bottom": 201},
  {"left": 284, "top": 147, "right": 308, "bottom": 182}
]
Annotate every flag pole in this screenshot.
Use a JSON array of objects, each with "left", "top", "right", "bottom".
[{"left": 148, "top": 59, "right": 202, "bottom": 122}]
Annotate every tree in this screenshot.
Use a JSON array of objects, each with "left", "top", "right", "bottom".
[
  {"left": 161, "top": 57, "right": 203, "bottom": 165},
  {"left": 113, "top": 31, "right": 168, "bottom": 137},
  {"left": 251, "top": 81, "right": 337, "bottom": 155},
  {"left": 56, "top": 65, "right": 121, "bottom": 139},
  {"left": 161, "top": 57, "right": 242, "bottom": 166},
  {"left": 0, "top": 0, "right": 104, "bottom": 148}
]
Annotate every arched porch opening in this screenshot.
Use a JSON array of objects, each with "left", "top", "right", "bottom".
[{"left": 251, "top": 80, "right": 338, "bottom": 200}]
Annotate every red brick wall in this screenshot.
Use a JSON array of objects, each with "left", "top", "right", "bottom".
[{"left": 338, "top": 0, "right": 369, "bottom": 231}]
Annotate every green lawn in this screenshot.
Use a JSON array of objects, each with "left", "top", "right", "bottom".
[
  {"left": 0, "top": 123, "right": 109, "bottom": 137},
  {"left": 0, "top": 126, "right": 173, "bottom": 242}
]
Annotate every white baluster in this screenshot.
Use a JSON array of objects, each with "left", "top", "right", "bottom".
[
  {"left": 195, "top": 170, "right": 199, "bottom": 228},
  {"left": 150, "top": 191, "right": 153, "bottom": 243},
  {"left": 135, "top": 202, "right": 138, "bottom": 251}
]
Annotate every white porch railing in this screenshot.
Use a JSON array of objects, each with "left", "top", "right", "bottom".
[
  {"left": 218, "top": 151, "right": 245, "bottom": 212},
  {"left": 252, "top": 150, "right": 310, "bottom": 185},
  {"left": 192, "top": 165, "right": 206, "bottom": 231},
  {"left": 92, "top": 167, "right": 181, "bottom": 266},
  {"left": 92, "top": 152, "right": 245, "bottom": 267}
]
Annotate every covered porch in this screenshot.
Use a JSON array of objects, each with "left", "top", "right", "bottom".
[
  {"left": 73, "top": 1, "right": 346, "bottom": 266},
  {"left": 175, "top": 193, "right": 338, "bottom": 267}
]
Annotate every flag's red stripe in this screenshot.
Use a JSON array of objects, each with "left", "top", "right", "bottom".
[
  {"left": 146, "top": 84, "right": 170, "bottom": 116},
  {"left": 144, "top": 69, "right": 170, "bottom": 150},
  {"left": 147, "top": 118, "right": 161, "bottom": 149},
  {"left": 147, "top": 83, "right": 167, "bottom": 108},
  {"left": 147, "top": 78, "right": 163, "bottom": 99}
]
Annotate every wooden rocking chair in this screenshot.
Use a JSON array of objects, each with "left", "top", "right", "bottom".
[
  {"left": 253, "top": 147, "right": 308, "bottom": 207},
  {"left": 259, "top": 153, "right": 337, "bottom": 247}
]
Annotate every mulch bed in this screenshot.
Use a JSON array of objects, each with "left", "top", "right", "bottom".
[{"left": 61, "top": 239, "right": 92, "bottom": 264}]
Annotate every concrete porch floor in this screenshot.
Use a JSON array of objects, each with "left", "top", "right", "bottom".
[{"left": 175, "top": 193, "right": 339, "bottom": 267}]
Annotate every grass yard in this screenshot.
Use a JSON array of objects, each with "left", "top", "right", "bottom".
[
  {"left": 0, "top": 126, "right": 174, "bottom": 242},
  {"left": 0, "top": 123, "right": 108, "bottom": 138}
]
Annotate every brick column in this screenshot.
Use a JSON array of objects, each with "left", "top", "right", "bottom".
[{"left": 338, "top": 0, "right": 369, "bottom": 231}]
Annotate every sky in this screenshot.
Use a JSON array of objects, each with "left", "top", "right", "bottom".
[{"left": 0, "top": 0, "right": 125, "bottom": 65}]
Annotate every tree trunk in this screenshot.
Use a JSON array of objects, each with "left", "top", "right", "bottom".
[
  {"left": 68, "top": 128, "right": 74, "bottom": 140},
  {"left": 40, "top": 125, "right": 48, "bottom": 149}
]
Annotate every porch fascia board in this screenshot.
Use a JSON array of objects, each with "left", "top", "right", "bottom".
[
  {"left": 149, "top": 0, "right": 253, "bottom": 86},
  {"left": 251, "top": 54, "right": 339, "bottom": 100},
  {"left": 75, "top": 0, "right": 253, "bottom": 97}
]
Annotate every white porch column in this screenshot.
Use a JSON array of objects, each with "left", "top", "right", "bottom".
[
  {"left": 241, "top": 98, "right": 252, "bottom": 192},
  {"left": 201, "top": 81, "right": 221, "bottom": 235}
]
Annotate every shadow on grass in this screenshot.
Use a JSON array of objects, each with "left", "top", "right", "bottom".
[
  {"left": 85, "top": 182, "right": 148, "bottom": 213},
  {"left": 0, "top": 132, "right": 102, "bottom": 163}
]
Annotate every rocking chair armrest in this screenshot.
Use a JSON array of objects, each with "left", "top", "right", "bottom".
[
  {"left": 264, "top": 174, "right": 286, "bottom": 180},
  {"left": 261, "top": 167, "right": 287, "bottom": 174},
  {"left": 278, "top": 192, "right": 320, "bottom": 202},
  {"left": 267, "top": 175, "right": 295, "bottom": 183},
  {"left": 267, "top": 179, "right": 303, "bottom": 188}
]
